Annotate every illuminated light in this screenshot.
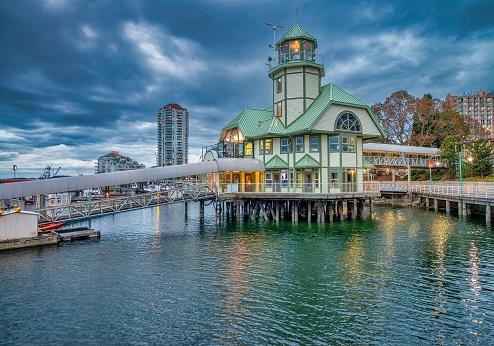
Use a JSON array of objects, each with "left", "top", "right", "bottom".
[{"left": 289, "top": 40, "right": 300, "bottom": 53}]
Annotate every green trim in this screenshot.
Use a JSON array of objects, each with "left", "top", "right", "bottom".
[
  {"left": 303, "top": 66, "right": 306, "bottom": 112},
  {"left": 269, "top": 61, "right": 325, "bottom": 78},
  {"left": 284, "top": 70, "right": 288, "bottom": 126}
]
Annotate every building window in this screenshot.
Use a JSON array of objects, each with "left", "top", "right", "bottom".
[
  {"left": 296, "top": 171, "right": 303, "bottom": 188},
  {"left": 265, "top": 138, "right": 273, "bottom": 154},
  {"left": 276, "top": 102, "right": 283, "bottom": 117},
  {"left": 265, "top": 172, "right": 273, "bottom": 188},
  {"left": 342, "top": 136, "right": 356, "bottom": 152},
  {"left": 335, "top": 112, "right": 361, "bottom": 132},
  {"left": 244, "top": 141, "right": 253, "bottom": 157},
  {"left": 260, "top": 138, "right": 273, "bottom": 155},
  {"left": 281, "top": 170, "right": 289, "bottom": 187},
  {"left": 295, "top": 136, "right": 304, "bottom": 152},
  {"left": 329, "top": 135, "right": 339, "bottom": 152},
  {"left": 309, "top": 135, "right": 319, "bottom": 152},
  {"left": 280, "top": 138, "right": 292, "bottom": 154},
  {"left": 276, "top": 78, "right": 282, "bottom": 94}
]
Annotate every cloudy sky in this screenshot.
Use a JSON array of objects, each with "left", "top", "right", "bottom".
[{"left": 0, "top": 0, "right": 493, "bottom": 177}]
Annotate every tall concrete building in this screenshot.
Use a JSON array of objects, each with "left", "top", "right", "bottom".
[
  {"left": 157, "top": 103, "right": 189, "bottom": 166},
  {"left": 96, "top": 151, "right": 144, "bottom": 173},
  {"left": 446, "top": 91, "right": 494, "bottom": 135}
]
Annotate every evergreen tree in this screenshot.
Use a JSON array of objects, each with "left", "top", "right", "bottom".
[
  {"left": 440, "top": 135, "right": 462, "bottom": 176},
  {"left": 471, "top": 139, "right": 493, "bottom": 178}
]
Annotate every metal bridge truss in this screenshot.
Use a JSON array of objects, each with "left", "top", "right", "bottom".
[
  {"left": 36, "top": 183, "right": 217, "bottom": 224},
  {"left": 364, "top": 156, "right": 443, "bottom": 168}
]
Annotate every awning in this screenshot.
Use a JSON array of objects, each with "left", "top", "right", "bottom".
[
  {"left": 295, "top": 154, "right": 320, "bottom": 169},
  {"left": 265, "top": 155, "right": 289, "bottom": 169}
]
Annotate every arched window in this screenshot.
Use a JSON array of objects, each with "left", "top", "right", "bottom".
[{"left": 335, "top": 112, "right": 361, "bottom": 132}]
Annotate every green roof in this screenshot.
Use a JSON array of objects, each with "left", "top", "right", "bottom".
[
  {"left": 277, "top": 24, "right": 317, "bottom": 48},
  {"left": 285, "top": 83, "right": 383, "bottom": 136},
  {"left": 265, "top": 155, "right": 289, "bottom": 169},
  {"left": 252, "top": 117, "right": 286, "bottom": 137},
  {"left": 295, "top": 154, "right": 320, "bottom": 168},
  {"left": 220, "top": 83, "right": 385, "bottom": 140},
  {"left": 222, "top": 107, "right": 273, "bottom": 138}
]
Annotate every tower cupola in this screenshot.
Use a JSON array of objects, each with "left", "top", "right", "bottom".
[{"left": 269, "top": 24, "right": 325, "bottom": 126}]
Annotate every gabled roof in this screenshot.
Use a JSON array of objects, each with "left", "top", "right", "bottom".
[
  {"left": 265, "top": 155, "right": 289, "bottom": 169},
  {"left": 221, "top": 83, "right": 385, "bottom": 140},
  {"left": 222, "top": 107, "right": 273, "bottom": 138},
  {"left": 295, "top": 154, "right": 320, "bottom": 169},
  {"left": 252, "top": 117, "right": 286, "bottom": 137},
  {"left": 277, "top": 24, "right": 317, "bottom": 48},
  {"left": 285, "top": 83, "right": 385, "bottom": 137}
]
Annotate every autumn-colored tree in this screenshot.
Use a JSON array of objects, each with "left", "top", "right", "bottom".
[
  {"left": 371, "top": 90, "right": 416, "bottom": 144},
  {"left": 410, "top": 94, "right": 470, "bottom": 147}
]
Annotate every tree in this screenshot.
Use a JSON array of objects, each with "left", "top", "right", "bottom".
[
  {"left": 440, "top": 135, "right": 462, "bottom": 176},
  {"left": 471, "top": 139, "right": 493, "bottom": 178},
  {"left": 410, "top": 94, "right": 470, "bottom": 147},
  {"left": 371, "top": 90, "right": 416, "bottom": 144}
]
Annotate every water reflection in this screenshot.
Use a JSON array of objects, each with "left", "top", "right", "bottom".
[{"left": 1, "top": 207, "right": 494, "bottom": 345}]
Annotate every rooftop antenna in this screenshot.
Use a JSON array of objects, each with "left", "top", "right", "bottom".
[{"left": 265, "top": 22, "right": 283, "bottom": 51}]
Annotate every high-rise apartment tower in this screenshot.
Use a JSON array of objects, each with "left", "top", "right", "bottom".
[{"left": 157, "top": 103, "right": 189, "bottom": 166}]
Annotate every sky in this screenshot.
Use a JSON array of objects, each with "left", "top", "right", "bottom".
[{"left": 0, "top": 0, "right": 493, "bottom": 177}]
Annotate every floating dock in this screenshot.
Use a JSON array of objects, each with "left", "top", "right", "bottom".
[{"left": 56, "top": 228, "right": 100, "bottom": 242}]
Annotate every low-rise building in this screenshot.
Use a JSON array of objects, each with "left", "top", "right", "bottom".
[
  {"left": 446, "top": 91, "right": 494, "bottom": 135},
  {"left": 96, "top": 151, "right": 145, "bottom": 173}
]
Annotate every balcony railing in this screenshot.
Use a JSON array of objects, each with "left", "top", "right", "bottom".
[
  {"left": 276, "top": 52, "right": 324, "bottom": 66},
  {"left": 218, "top": 182, "right": 381, "bottom": 195}
]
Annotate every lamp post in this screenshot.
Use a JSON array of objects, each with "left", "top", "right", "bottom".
[
  {"left": 12, "top": 165, "right": 17, "bottom": 179},
  {"left": 427, "top": 159, "right": 433, "bottom": 192},
  {"left": 458, "top": 149, "right": 463, "bottom": 196}
]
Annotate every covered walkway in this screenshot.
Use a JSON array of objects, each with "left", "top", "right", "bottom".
[{"left": 0, "top": 158, "right": 265, "bottom": 199}]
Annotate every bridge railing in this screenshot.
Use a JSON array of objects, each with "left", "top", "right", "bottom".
[
  {"left": 36, "top": 183, "right": 217, "bottom": 224},
  {"left": 410, "top": 182, "right": 494, "bottom": 198},
  {"left": 364, "top": 156, "right": 444, "bottom": 168}
]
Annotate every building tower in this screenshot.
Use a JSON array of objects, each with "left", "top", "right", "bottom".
[
  {"left": 157, "top": 103, "right": 189, "bottom": 166},
  {"left": 269, "top": 24, "right": 325, "bottom": 126}
]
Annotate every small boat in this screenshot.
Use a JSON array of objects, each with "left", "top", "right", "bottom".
[{"left": 39, "top": 222, "right": 64, "bottom": 231}]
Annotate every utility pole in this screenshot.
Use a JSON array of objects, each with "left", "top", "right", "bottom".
[{"left": 12, "top": 165, "right": 17, "bottom": 179}]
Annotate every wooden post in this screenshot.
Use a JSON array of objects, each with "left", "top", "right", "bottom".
[
  {"left": 343, "top": 201, "right": 348, "bottom": 219},
  {"left": 486, "top": 205, "right": 491, "bottom": 225},
  {"left": 434, "top": 198, "right": 438, "bottom": 212},
  {"left": 425, "top": 198, "right": 430, "bottom": 210},
  {"left": 307, "top": 201, "right": 311, "bottom": 224},
  {"left": 199, "top": 200, "right": 204, "bottom": 219},
  {"left": 294, "top": 203, "right": 299, "bottom": 223},
  {"left": 329, "top": 201, "right": 334, "bottom": 223},
  {"left": 445, "top": 200, "right": 450, "bottom": 215},
  {"left": 353, "top": 200, "right": 358, "bottom": 220}
]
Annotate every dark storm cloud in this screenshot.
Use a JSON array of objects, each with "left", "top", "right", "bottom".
[{"left": 0, "top": 0, "right": 493, "bottom": 177}]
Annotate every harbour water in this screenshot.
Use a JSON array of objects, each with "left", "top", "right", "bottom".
[{"left": 1, "top": 204, "right": 493, "bottom": 344}]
